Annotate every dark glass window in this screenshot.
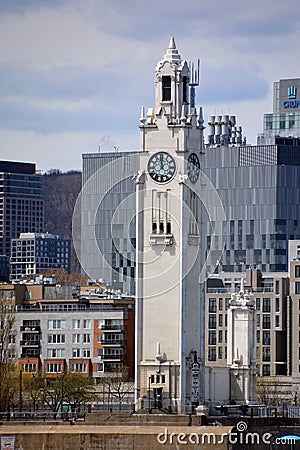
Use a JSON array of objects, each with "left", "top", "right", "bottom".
[
  {"left": 208, "top": 347, "right": 216, "bottom": 361},
  {"left": 262, "top": 314, "right": 271, "bottom": 329},
  {"left": 208, "top": 314, "right": 216, "bottom": 329},
  {"left": 182, "top": 76, "right": 188, "bottom": 103},
  {"left": 162, "top": 76, "right": 171, "bottom": 101},
  {"left": 209, "top": 298, "right": 217, "bottom": 313},
  {"left": 263, "top": 298, "right": 271, "bottom": 313},
  {"left": 208, "top": 330, "right": 216, "bottom": 345},
  {"left": 263, "top": 331, "right": 270, "bottom": 345}
]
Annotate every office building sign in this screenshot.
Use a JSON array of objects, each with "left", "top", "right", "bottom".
[
  {"left": 288, "top": 86, "right": 297, "bottom": 99},
  {"left": 284, "top": 86, "right": 299, "bottom": 108}
]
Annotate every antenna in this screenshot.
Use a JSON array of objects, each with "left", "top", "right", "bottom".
[{"left": 189, "top": 58, "right": 200, "bottom": 108}]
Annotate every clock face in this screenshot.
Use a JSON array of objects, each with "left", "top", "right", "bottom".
[
  {"left": 148, "top": 152, "right": 176, "bottom": 183},
  {"left": 187, "top": 153, "right": 200, "bottom": 184}
]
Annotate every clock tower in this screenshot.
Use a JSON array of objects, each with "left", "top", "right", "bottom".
[{"left": 135, "top": 37, "right": 205, "bottom": 412}]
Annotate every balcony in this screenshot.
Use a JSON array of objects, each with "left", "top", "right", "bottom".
[
  {"left": 100, "top": 325, "right": 124, "bottom": 332},
  {"left": 101, "top": 340, "right": 125, "bottom": 347},
  {"left": 20, "top": 340, "right": 40, "bottom": 347},
  {"left": 21, "top": 350, "right": 40, "bottom": 358},
  {"left": 20, "top": 326, "right": 41, "bottom": 333},
  {"left": 100, "top": 354, "right": 124, "bottom": 362}
]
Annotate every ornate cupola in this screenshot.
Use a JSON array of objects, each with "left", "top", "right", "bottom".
[{"left": 155, "top": 36, "right": 190, "bottom": 120}]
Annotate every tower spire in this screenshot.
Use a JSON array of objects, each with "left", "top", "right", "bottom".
[{"left": 163, "top": 36, "right": 181, "bottom": 63}]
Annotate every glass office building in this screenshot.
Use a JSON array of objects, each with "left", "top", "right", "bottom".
[
  {"left": 80, "top": 152, "right": 139, "bottom": 294},
  {"left": 258, "top": 78, "right": 300, "bottom": 145},
  {"left": 202, "top": 139, "right": 300, "bottom": 273},
  {"left": 0, "top": 160, "right": 43, "bottom": 262}
]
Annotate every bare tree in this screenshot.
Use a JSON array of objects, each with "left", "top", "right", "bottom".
[
  {"left": 103, "top": 367, "right": 134, "bottom": 410},
  {"left": 0, "top": 292, "right": 18, "bottom": 411}
]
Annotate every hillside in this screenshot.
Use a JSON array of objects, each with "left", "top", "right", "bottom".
[{"left": 42, "top": 170, "right": 82, "bottom": 272}]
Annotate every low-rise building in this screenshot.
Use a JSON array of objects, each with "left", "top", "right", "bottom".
[{"left": 0, "top": 281, "right": 135, "bottom": 380}]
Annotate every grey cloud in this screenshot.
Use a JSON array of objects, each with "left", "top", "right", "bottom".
[{"left": 200, "top": 63, "right": 269, "bottom": 104}]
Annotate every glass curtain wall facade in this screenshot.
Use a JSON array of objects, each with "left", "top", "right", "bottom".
[
  {"left": 202, "top": 143, "right": 300, "bottom": 273},
  {"left": 81, "top": 152, "right": 138, "bottom": 294},
  {"left": 0, "top": 161, "right": 43, "bottom": 260}
]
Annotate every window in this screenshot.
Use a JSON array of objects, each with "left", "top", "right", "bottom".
[
  {"left": 296, "top": 282, "right": 300, "bottom": 295},
  {"left": 262, "top": 298, "right": 271, "bottom": 312},
  {"left": 218, "top": 347, "right": 223, "bottom": 359},
  {"left": 209, "top": 298, "right": 217, "bottom": 313},
  {"left": 162, "top": 76, "right": 171, "bottom": 101},
  {"left": 257, "top": 330, "right": 260, "bottom": 344},
  {"left": 83, "top": 334, "right": 91, "bottom": 343},
  {"left": 262, "top": 348, "right": 270, "bottom": 362},
  {"left": 46, "top": 363, "right": 62, "bottom": 373},
  {"left": 98, "top": 334, "right": 104, "bottom": 343},
  {"left": 219, "top": 314, "right": 223, "bottom": 327},
  {"left": 263, "top": 331, "right": 270, "bottom": 345},
  {"left": 47, "top": 348, "right": 65, "bottom": 358},
  {"left": 219, "top": 298, "right": 223, "bottom": 310},
  {"left": 256, "top": 298, "right": 260, "bottom": 310},
  {"left": 218, "top": 330, "right": 223, "bottom": 343},
  {"left": 208, "top": 314, "right": 216, "bottom": 329},
  {"left": 295, "top": 266, "right": 300, "bottom": 278},
  {"left": 48, "top": 334, "right": 65, "bottom": 344},
  {"left": 275, "top": 315, "right": 280, "bottom": 327},
  {"left": 275, "top": 298, "right": 280, "bottom": 312},
  {"left": 83, "top": 349, "right": 91, "bottom": 358},
  {"left": 71, "top": 363, "right": 87, "bottom": 373},
  {"left": 72, "top": 319, "right": 80, "bottom": 329},
  {"left": 97, "top": 363, "right": 104, "bottom": 372},
  {"left": 262, "top": 365, "right": 270, "bottom": 376},
  {"left": 72, "top": 334, "right": 80, "bottom": 344},
  {"left": 182, "top": 76, "right": 188, "bottom": 103},
  {"left": 208, "top": 330, "right": 216, "bottom": 345},
  {"left": 83, "top": 319, "right": 91, "bottom": 329},
  {"left": 48, "top": 320, "right": 65, "bottom": 330},
  {"left": 262, "top": 315, "right": 271, "bottom": 329},
  {"left": 21, "top": 363, "right": 36, "bottom": 373},
  {"left": 208, "top": 347, "right": 216, "bottom": 361},
  {"left": 98, "top": 319, "right": 105, "bottom": 329},
  {"left": 72, "top": 348, "right": 80, "bottom": 358}
]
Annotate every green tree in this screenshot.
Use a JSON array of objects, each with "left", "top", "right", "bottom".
[{"left": 34, "top": 372, "right": 97, "bottom": 412}]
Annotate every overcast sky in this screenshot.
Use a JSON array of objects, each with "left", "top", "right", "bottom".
[{"left": 1, "top": 0, "right": 300, "bottom": 172}]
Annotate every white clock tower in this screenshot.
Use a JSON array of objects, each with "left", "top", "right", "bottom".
[{"left": 135, "top": 37, "right": 205, "bottom": 412}]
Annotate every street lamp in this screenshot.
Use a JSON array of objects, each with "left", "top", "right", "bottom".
[
  {"left": 19, "top": 368, "right": 23, "bottom": 413},
  {"left": 60, "top": 373, "right": 64, "bottom": 413},
  {"left": 148, "top": 376, "right": 152, "bottom": 414}
]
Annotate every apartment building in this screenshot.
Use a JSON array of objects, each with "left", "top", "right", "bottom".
[{"left": 0, "top": 282, "right": 134, "bottom": 380}]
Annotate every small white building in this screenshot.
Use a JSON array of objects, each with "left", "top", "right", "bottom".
[{"left": 205, "top": 281, "right": 257, "bottom": 405}]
